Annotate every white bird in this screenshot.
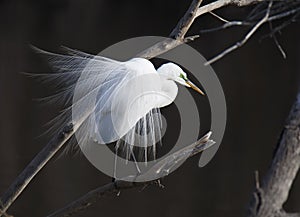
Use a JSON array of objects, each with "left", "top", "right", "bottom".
[{"left": 32, "top": 47, "right": 205, "bottom": 166}]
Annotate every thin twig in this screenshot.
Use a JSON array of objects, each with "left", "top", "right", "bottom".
[
  {"left": 199, "top": 1, "right": 300, "bottom": 35},
  {"left": 248, "top": 0, "right": 300, "bottom": 22},
  {"left": 268, "top": 21, "right": 286, "bottom": 59},
  {"left": 261, "top": 12, "right": 300, "bottom": 41},
  {"left": 205, "top": 1, "right": 273, "bottom": 65},
  {"left": 209, "top": 11, "right": 230, "bottom": 23},
  {"left": 199, "top": 20, "right": 251, "bottom": 34},
  {"left": 268, "top": 7, "right": 300, "bottom": 22},
  {"left": 196, "top": 0, "right": 263, "bottom": 18}
]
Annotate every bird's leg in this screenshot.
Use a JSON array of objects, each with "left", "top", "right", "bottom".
[
  {"left": 130, "top": 147, "right": 141, "bottom": 174},
  {"left": 156, "top": 179, "right": 165, "bottom": 188},
  {"left": 113, "top": 142, "right": 120, "bottom": 180}
]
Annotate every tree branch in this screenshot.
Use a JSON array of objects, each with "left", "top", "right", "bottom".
[
  {"left": 138, "top": 0, "right": 265, "bottom": 59},
  {"left": 47, "top": 181, "right": 145, "bottom": 217},
  {"left": 46, "top": 132, "right": 215, "bottom": 217},
  {"left": 0, "top": 123, "right": 74, "bottom": 214},
  {"left": 137, "top": 0, "right": 203, "bottom": 59},
  {"left": 205, "top": 0, "right": 273, "bottom": 65},
  {"left": 196, "top": 0, "right": 264, "bottom": 18},
  {"left": 247, "top": 92, "right": 300, "bottom": 217}
]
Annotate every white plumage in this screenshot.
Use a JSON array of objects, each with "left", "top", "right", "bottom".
[{"left": 33, "top": 47, "right": 204, "bottom": 165}]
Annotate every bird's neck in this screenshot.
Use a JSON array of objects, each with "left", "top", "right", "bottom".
[{"left": 156, "top": 76, "right": 178, "bottom": 108}]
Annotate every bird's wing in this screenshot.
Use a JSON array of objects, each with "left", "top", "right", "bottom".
[{"left": 91, "top": 57, "right": 164, "bottom": 145}]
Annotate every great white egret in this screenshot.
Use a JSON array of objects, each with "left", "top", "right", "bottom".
[{"left": 32, "top": 47, "right": 205, "bottom": 166}]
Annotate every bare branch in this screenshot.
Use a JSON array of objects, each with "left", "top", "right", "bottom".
[
  {"left": 200, "top": 1, "right": 300, "bottom": 35},
  {"left": 196, "top": 0, "right": 263, "bottom": 17},
  {"left": 199, "top": 21, "right": 251, "bottom": 34},
  {"left": 170, "top": 0, "right": 203, "bottom": 39},
  {"left": 138, "top": 0, "right": 266, "bottom": 59},
  {"left": 268, "top": 21, "right": 287, "bottom": 59},
  {"left": 262, "top": 11, "right": 300, "bottom": 41},
  {"left": 46, "top": 132, "right": 215, "bottom": 217},
  {"left": 46, "top": 181, "right": 146, "bottom": 217},
  {"left": 205, "top": 1, "right": 273, "bottom": 65},
  {"left": 138, "top": 0, "right": 203, "bottom": 59},
  {"left": 209, "top": 11, "right": 230, "bottom": 23},
  {"left": 0, "top": 123, "right": 75, "bottom": 213},
  {"left": 248, "top": 0, "right": 300, "bottom": 22}
]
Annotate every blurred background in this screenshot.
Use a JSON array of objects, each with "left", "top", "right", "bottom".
[{"left": 0, "top": 0, "right": 299, "bottom": 216}]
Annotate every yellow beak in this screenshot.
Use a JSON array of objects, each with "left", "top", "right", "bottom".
[{"left": 186, "top": 80, "right": 205, "bottom": 96}]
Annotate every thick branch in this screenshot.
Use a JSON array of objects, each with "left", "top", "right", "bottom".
[
  {"left": 138, "top": 0, "right": 203, "bottom": 59},
  {"left": 170, "top": 0, "right": 203, "bottom": 39},
  {"left": 247, "top": 93, "right": 300, "bottom": 217},
  {"left": 138, "top": 0, "right": 267, "bottom": 59}
]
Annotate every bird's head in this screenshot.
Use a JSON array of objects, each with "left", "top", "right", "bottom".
[{"left": 157, "top": 62, "right": 205, "bottom": 95}]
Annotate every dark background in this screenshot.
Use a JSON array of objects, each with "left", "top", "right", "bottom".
[{"left": 0, "top": 0, "right": 299, "bottom": 216}]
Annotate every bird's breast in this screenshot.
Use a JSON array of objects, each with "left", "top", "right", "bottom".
[{"left": 156, "top": 80, "right": 178, "bottom": 108}]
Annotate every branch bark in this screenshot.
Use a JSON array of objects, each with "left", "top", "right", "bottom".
[
  {"left": 47, "top": 181, "right": 145, "bottom": 217},
  {"left": 138, "top": 0, "right": 265, "bottom": 59},
  {"left": 247, "top": 93, "right": 300, "bottom": 217},
  {"left": 46, "top": 132, "right": 215, "bottom": 217},
  {"left": 0, "top": 123, "right": 74, "bottom": 213},
  {"left": 137, "top": 0, "right": 203, "bottom": 59},
  {"left": 196, "top": 0, "right": 263, "bottom": 17}
]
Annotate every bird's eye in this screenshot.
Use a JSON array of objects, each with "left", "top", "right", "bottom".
[{"left": 179, "top": 73, "right": 187, "bottom": 81}]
